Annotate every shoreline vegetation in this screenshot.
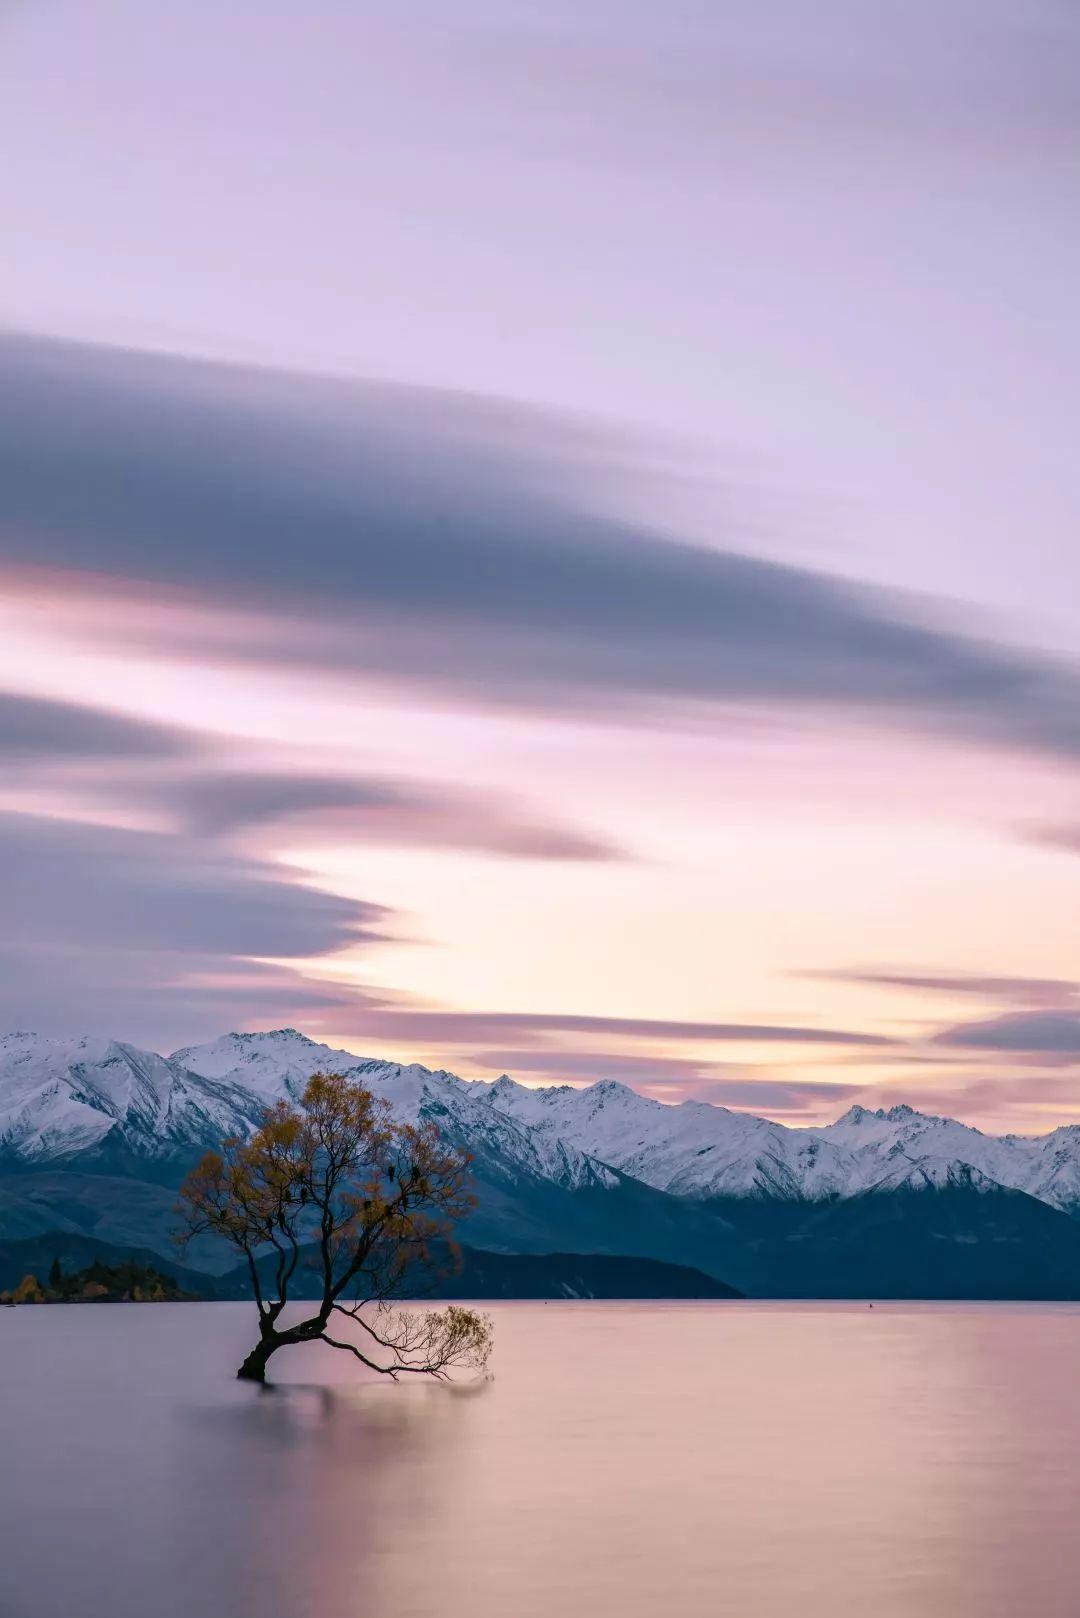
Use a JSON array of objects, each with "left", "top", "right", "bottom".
[{"left": 1, "top": 1255, "right": 192, "bottom": 1306}]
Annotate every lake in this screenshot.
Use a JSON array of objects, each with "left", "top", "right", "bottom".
[{"left": 3, "top": 1300, "right": 1079, "bottom": 1617}]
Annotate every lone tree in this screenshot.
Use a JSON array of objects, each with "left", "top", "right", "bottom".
[{"left": 178, "top": 1072, "right": 493, "bottom": 1383}]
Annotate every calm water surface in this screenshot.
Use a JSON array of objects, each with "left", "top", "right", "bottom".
[{"left": 3, "top": 1300, "right": 1079, "bottom": 1617}]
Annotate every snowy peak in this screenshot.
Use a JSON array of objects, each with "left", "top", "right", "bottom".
[
  {"left": 175, "top": 1031, "right": 614, "bottom": 1194},
  {"left": 0, "top": 1031, "right": 264, "bottom": 1163},
  {"left": 477, "top": 1072, "right": 1080, "bottom": 1216},
  {"left": 475, "top": 1072, "right": 831, "bottom": 1202},
  {"left": 829, "top": 1102, "right": 935, "bottom": 1136},
  {"left": 4, "top": 1028, "right": 1080, "bottom": 1219},
  {"left": 836, "top": 1103, "right": 918, "bottom": 1126},
  {"left": 169, "top": 1028, "right": 381, "bottom": 1103}
]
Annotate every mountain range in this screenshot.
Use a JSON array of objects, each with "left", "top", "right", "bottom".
[{"left": 3, "top": 1027, "right": 1080, "bottom": 1297}]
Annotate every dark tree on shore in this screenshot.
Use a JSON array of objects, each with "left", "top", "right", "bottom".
[
  {"left": 177, "top": 1072, "right": 493, "bottom": 1383},
  {"left": 48, "top": 1255, "right": 62, "bottom": 1290}
]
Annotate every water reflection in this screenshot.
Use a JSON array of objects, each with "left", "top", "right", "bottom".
[{"left": 2, "top": 1301, "right": 1079, "bottom": 1618}]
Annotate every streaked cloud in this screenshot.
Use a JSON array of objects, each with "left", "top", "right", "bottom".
[
  {"left": 331, "top": 1006, "right": 894, "bottom": 1048},
  {"left": 0, "top": 691, "right": 195, "bottom": 761},
  {"left": 6, "top": 333, "right": 1080, "bottom": 763},
  {"left": 936, "top": 1009, "right": 1080, "bottom": 1054},
  {"left": 1021, "top": 823, "right": 1080, "bottom": 858},
  {"left": 467, "top": 1049, "right": 719, "bottom": 1085},
  {"left": 466, "top": 1046, "right": 863, "bottom": 1112},
  {"left": 679, "top": 1078, "right": 864, "bottom": 1114},
  {"left": 0, "top": 811, "right": 393, "bottom": 1047},
  {"left": 0, "top": 694, "right": 623, "bottom": 862},
  {"left": 808, "top": 967, "right": 1079, "bottom": 1006},
  {"left": 0, "top": 946, "right": 364, "bottom": 1056},
  {"left": 136, "top": 768, "right": 622, "bottom": 861},
  {"left": 0, "top": 810, "right": 384, "bottom": 958}
]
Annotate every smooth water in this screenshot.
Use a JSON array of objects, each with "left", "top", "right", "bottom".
[{"left": 3, "top": 1300, "right": 1080, "bottom": 1618}]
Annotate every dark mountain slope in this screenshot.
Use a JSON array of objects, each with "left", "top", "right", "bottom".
[
  {"left": 0, "top": 1158, "right": 752, "bottom": 1285},
  {"left": 0, "top": 1231, "right": 214, "bottom": 1295},
  {"left": 708, "top": 1175, "right": 1080, "bottom": 1299},
  {"left": 0, "top": 1232, "right": 739, "bottom": 1301},
  {"left": 214, "top": 1241, "right": 741, "bottom": 1301}
]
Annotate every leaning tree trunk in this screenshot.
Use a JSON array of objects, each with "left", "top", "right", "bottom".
[
  {"left": 236, "top": 1312, "right": 329, "bottom": 1381},
  {"left": 237, "top": 1332, "right": 283, "bottom": 1382}
]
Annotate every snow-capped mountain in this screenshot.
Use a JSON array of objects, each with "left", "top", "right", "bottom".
[
  {"left": 475, "top": 1076, "right": 853, "bottom": 1201},
  {"left": 170, "top": 1030, "right": 391, "bottom": 1106},
  {"left": 475, "top": 1080, "right": 1080, "bottom": 1216},
  {"left": 3, "top": 1028, "right": 1080, "bottom": 1219},
  {"left": 172, "top": 1031, "right": 617, "bottom": 1194},
  {"left": 817, "top": 1102, "right": 1080, "bottom": 1212},
  {"left": 0, "top": 1032, "right": 265, "bottom": 1164},
  {"left": 0, "top": 1029, "right": 612, "bottom": 1196}
]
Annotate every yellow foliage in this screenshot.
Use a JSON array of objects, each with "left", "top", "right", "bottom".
[{"left": 177, "top": 1071, "right": 492, "bottom": 1380}]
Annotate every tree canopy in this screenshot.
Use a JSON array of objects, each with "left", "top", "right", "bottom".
[{"left": 178, "top": 1071, "right": 493, "bottom": 1382}]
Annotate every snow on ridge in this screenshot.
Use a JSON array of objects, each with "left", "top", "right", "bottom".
[
  {"left": 3, "top": 1029, "right": 1080, "bottom": 1216},
  {"left": 0, "top": 1031, "right": 263, "bottom": 1163},
  {"left": 466, "top": 1069, "right": 1080, "bottom": 1212},
  {"left": 174, "top": 1032, "right": 613, "bottom": 1193}
]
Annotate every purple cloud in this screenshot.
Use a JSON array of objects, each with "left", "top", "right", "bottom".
[
  {"left": 809, "top": 967, "right": 1078, "bottom": 1006},
  {"left": 338, "top": 1007, "right": 894, "bottom": 1048},
  {"left": 0, "top": 691, "right": 196, "bottom": 761},
  {"left": 1022, "top": 824, "right": 1080, "bottom": 857},
  {"left": 0, "top": 811, "right": 391, "bottom": 1047},
  {"left": 467, "top": 1046, "right": 864, "bottom": 1111},
  {"left": 144, "top": 768, "right": 621, "bottom": 861},
  {"left": 6, "top": 334, "right": 1080, "bottom": 761},
  {"left": 935, "top": 1009, "right": 1080, "bottom": 1054}
]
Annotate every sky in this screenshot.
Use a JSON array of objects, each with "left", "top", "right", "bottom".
[{"left": 2, "top": 0, "right": 1079, "bottom": 1131}]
